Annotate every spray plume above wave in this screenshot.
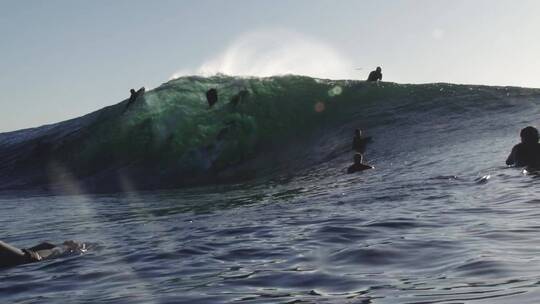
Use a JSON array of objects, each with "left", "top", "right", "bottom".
[{"left": 170, "top": 29, "right": 356, "bottom": 80}]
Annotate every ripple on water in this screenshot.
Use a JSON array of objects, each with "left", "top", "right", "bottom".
[
  {"left": 226, "top": 269, "right": 362, "bottom": 292},
  {"left": 328, "top": 247, "right": 402, "bottom": 266},
  {"left": 215, "top": 248, "right": 290, "bottom": 262},
  {"left": 314, "top": 225, "right": 374, "bottom": 244},
  {"left": 453, "top": 259, "right": 510, "bottom": 278},
  {"left": 363, "top": 218, "right": 435, "bottom": 229}
]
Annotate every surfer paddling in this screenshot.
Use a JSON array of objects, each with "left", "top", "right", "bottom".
[
  {"left": 506, "top": 126, "right": 540, "bottom": 169},
  {"left": 347, "top": 153, "right": 374, "bottom": 174}
]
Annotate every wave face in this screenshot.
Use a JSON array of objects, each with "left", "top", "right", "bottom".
[{"left": 0, "top": 75, "right": 538, "bottom": 193}]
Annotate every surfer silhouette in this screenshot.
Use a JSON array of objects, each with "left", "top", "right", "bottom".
[
  {"left": 126, "top": 87, "right": 145, "bottom": 110},
  {"left": 367, "top": 66, "right": 382, "bottom": 82},
  {"left": 206, "top": 88, "right": 218, "bottom": 108},
  {"left": 347, "top": 153, "right": 374, "bottom": 174},
  {"left": 0, "top": 240, "right": 86, "bottom": 268},
  {"left": 506, "top": 126, "right": 540, "bottom": 168},
  {"left": 230, "top": 89, "right": 249, "bottom": 107},
  {"left": 352, "top": 129, "right": 371, "bottom": 154}
]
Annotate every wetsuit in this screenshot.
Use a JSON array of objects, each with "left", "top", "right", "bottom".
[
  {"left": 0, "top": 240, "right": 41, "bottom": 268},
  {"left": 353, "top": 136, "right": 372, "bottom": 153},
  {"left": 367, "top": 70, "right": 382, "bottom": 82},
  {"left": 230, "top": 90, "right": 248, "bottom": 107},
  {"left": 125, "top": 87, "right": 145, "bottom": 110},
  {"left": 506, "top": 142, "right": 540, "bottom": 168},
  {"left": 206, "top": 88, "right": 218, "bottom": 108},
  {"left": 0, "top": 240, "right": 83, "bottom": 268}
]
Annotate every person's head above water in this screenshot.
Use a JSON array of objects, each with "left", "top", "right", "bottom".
[
  {"left": 520, "top": 126, "right": 539, "bottom": 144},
  {"left": 354, "top": 153, "right": 363, "bottom": 164},
  {"left": 355, "top": 129, "right": 362, "bottom": 137},
  {"left": 376, "top": 66, "right": 381, "bottom": 72}
]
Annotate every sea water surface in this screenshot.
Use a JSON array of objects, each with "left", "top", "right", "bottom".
[{"left": 1, "top": 77, "right": 539, "bottom": 303}]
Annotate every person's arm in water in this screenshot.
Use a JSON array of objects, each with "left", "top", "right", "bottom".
[
  {"left": 0, "top": 240, "right": 85, "bottom": 268},
  {"left": 0, "top": 240, "right": 26, "bottom": 259},
  {"left": 0, "top": 240, "right": 39, "bottom": 268},
  {"left": 506, "top": 145, "right": 517, "bottom": 166}
]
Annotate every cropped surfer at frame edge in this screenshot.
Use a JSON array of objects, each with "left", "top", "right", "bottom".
[{"left": 506, "top": 126, "right": 540, "bottom": 169}]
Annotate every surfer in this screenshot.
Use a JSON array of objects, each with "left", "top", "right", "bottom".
[
  {"left": 506, "top": 126, "right": 540, "bottom": 168},
  {"left": 0, "top": 240, "right": 86, "bottom": 268},
  {"left": 126, "top": 87, "right": 145, "bottom": 110},
  {"left": 206, "top": 88, "right": 218, "bottom": 108},
  {"left": 347, "top": 153, "right": 374, "bottom": 173},
  {"left": 352, "top": 129, "right": 371, "bottom": 154},
  {"left": 230, "top": 89, "right": 249, "bottom": 107},
  {"left": 367, "top": 67, "right": 382, "bottom": 82}
]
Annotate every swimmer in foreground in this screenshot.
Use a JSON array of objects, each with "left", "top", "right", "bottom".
[
  {"left": 0, "top": 240, "right": 86, "bottom": 268},
  {"left": 347, "top": 153, "right": 374, "bottom": 174},
  {"left": 506, "top": 126, "right": 540, "bottom": 169}
]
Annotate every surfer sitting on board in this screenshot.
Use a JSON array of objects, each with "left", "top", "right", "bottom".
[
  {"left": 506, "top": 126, "right": 540, "bottom": 169},
  {"left": 0, "top": 240, "right": 86, "bottom": 268},
  {"left": 367, "top": 66, "right": 382, "bottom": 82},
  {"left": 347, "top": 153, "right": 374, "bottom": 174}
]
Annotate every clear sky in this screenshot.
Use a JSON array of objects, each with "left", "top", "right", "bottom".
[{"left": 1, "top": 0, "right": 539, "bottom": 132}]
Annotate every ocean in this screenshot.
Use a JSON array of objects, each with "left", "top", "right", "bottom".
[{"left": 1, "top": 75, "right": 539, "bottom": 303}]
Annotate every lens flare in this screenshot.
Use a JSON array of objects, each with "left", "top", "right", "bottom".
[
  {"left": 328, "top": 86, "right": 343, "bottom": 97},
  {"left": 314, "top": 101, "right": 326, "bottom": 113}
]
